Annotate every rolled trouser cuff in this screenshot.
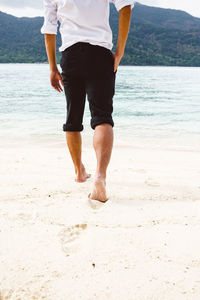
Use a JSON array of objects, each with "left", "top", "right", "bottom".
[
  {"left": 63, "top": 123, "right": 84, "bottom": 132},
  {"left": 91, "top": 117, "right": 114, "bottom": 130}
]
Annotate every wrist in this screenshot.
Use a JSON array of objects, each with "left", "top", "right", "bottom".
[
  {"left": 50, "top": 64, "right": 58, "bottom": 72},
  {"left": 50, "top": 68, "right": 58, "bottom": 73},
  {"left": 115, "top": 49, "right": 124, "bottom": 58},
  {"left": 116, "top": 52, "right": 124, "bottom": 59}
]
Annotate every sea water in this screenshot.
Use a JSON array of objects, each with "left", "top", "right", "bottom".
[{"left": 0, "top": 64, "right": 199, "bottom": 149}]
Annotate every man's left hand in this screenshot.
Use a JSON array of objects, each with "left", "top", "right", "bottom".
[{"left": 50, "top": 69, "right": 64, "bottom": 93}]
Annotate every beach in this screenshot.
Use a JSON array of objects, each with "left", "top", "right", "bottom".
[
  {"left": 0, "top": 64, "right": 200, "bottom": 299},
  {"left": 0, "top": 135, "right": 200, "bottom": 299}
]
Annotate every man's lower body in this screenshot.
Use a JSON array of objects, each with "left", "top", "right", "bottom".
[{"left": 60, "top": 42, "right": 117, "bottom": 202}]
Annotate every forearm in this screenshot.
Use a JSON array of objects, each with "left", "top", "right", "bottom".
[
  {"left": 44, "top": 34, "right": 58, "bottom": 71},
  {"left": 116, "top": 5, "right": 132, "bottom": 57}
]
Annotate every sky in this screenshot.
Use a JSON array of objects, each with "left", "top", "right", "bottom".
[{"left": 0, "top": 0, "right": 200, "bottom": 18}]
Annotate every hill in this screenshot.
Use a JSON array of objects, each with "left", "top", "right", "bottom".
[{"left": 0, "top": 2, "right": 200, "bottom": 66}]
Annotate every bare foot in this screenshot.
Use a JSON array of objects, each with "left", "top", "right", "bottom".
[
  {"left": 75, "top": 164, "right": 91, "bottom": 183},
  {"left": 89, "top": 177, "right": 108, "bottom": 202}
]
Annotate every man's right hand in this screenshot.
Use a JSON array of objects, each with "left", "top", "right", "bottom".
[
  {"left": 50, "top": 69, "right": 64, "bottom": 93},
  {"left": 112, "top": 52, "right": 123, "bottom": 73}
]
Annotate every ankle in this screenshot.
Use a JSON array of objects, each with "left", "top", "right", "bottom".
[
  {"left": 75, "top": 163, "right": 84, "bottom": 174},
  {"left": 95, "top": 173, "right": 106, "bottom": 181}
]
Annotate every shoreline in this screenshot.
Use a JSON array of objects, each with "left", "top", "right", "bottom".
[{"left": 1, "top": 131, "right": 199, "bottom": 152}]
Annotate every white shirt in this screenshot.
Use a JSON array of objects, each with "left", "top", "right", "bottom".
[{"left": 41, "top": 0, "right": 135, "bottom": 52}]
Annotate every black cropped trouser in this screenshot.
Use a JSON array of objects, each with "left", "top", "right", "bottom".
[{"left": 60, "top": 42, "right": 117, "bottom": 131}]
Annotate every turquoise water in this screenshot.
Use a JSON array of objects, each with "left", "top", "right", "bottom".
[{"left": 0, "top": 64, "right": 200, "bottom": 145}]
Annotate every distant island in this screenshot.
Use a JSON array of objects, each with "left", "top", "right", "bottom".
[{"left": 0, "top": 2, "right": 200, "bottom": 66}]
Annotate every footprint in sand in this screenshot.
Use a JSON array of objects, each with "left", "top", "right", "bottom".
[
  {"left": 58, "top": 224, "right": 87, "bottom": 255},
  {"left": 88, "top": 197, "right": 107, "bottom": 211},
  {"left": 145, "top": 177, "right": 160, "bottom": 187}
]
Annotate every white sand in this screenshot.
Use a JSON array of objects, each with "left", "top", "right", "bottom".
[{"left": 0, "top": 135, "right": 200, "bottom": 299}]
